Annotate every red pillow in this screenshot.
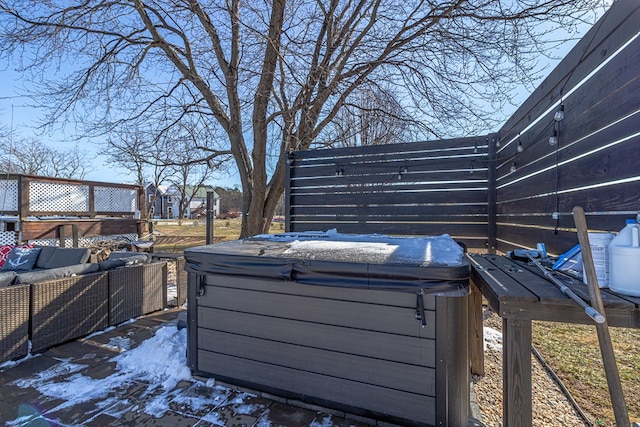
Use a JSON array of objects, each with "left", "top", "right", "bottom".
[
  {"left": 0, "top": 245, "right": 13, "bottom": 268},
  {"left": 0, "top": 244, "right": 35, "bottom": 268}
]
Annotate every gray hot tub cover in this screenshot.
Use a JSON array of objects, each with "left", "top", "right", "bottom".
[{"left": 184, "top": 230, "right": 469, "bottom": 296}]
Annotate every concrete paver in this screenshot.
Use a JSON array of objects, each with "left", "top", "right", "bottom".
[{"left": 0, "top": 309, "right": 388, "bottom": 427}]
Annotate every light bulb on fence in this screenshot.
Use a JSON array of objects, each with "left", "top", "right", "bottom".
[
  {"left": 554, "top": 104, "right": 565, "bottom": 122},
  {"left": 549, "top": 130, "right": 558, "bottom": 146},
  {"left": 510, "top": 161, "right": 517, "bottom": 173},
  {"left": 517, "top": 140, "right": 524, "bottom": 153}
]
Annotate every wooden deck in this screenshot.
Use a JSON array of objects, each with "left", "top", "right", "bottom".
[{"left": 468, "top": 253, "right": 640, "bottom": 426}]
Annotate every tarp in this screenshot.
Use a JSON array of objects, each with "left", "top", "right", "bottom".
[{"left": 184, "top": 231, "right": 470, "bottom": 297}]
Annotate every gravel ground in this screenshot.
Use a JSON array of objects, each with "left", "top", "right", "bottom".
[{"left": 472, "top": 309, "right": 589, "bottom": 427}]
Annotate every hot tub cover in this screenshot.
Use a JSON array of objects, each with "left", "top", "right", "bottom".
[{"left": 184, "top": 230, "right": 469, "bottom": 296}]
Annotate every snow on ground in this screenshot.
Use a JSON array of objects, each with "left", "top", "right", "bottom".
[
  {"left": 484, "top": 327, "right": 503, "bottom": 351},
  {"left": 7, "top": 324, "right": 262, "bottom": 424}
]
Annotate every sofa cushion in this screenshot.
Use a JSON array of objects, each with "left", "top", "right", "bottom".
[
  {"left": 107, "top": 252, "right": 150, "bottom": 264},
  {"left": 43, "top": 248, "right": 91, "bottom": 269},
  {"left": 14, "top": 263, "right": 100, "bottom": 284},
  {"left": 0, "top": 247, "right": 41, "bottom": 272},
  {"left": 35, "top": 246, "right": 58, "bottom": 269},
  {"left": 98, "top": 259, "right": 127, "bottom": 271},
  {"left": 0, "top": 271, "right": 16, "bottom": 287}
]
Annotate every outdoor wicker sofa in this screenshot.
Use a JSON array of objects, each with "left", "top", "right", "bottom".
[{"left": 0, "top": 247, "right": 167, "bottom": 363}]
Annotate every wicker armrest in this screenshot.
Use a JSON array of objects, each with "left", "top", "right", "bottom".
[
  {"left": 108, "top": 261, "right": 167, "bottom": 326},
  {"left": 0, "top": 284, "right": 30, "bottom": 363}
]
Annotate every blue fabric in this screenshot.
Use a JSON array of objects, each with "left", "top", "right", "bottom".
[{"left": 0, "top": 247, "right": 41, "bottom": 272}]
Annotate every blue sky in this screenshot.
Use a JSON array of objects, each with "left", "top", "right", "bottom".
[{"left": 0, "top": 73, "right": 240, "bottom": 187}]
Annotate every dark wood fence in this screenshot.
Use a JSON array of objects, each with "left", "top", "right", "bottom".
[
  {"left": 286, "top": 136, "right": 494, "bottom": 251},
  {"left": 286, "top": 0, "right": 639, "bottom": 256},
  {"left": 494, "top": 0, "right": 640, "bottom": 255}
]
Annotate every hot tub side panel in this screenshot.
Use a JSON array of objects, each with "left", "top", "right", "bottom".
[{"left": 188, "top": 273, "right": 446, "bottom": 426}]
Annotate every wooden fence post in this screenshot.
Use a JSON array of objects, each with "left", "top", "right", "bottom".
[{"left": 206, "top": 191, "right": 215, "bottom": 245}]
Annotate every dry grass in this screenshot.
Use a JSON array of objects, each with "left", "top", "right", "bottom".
[
  {"left": 531, "top": 321, "right": 640, "bottom": 426},
  {"left": 150, "top": 217, "right": 284, "bottom": 252}
]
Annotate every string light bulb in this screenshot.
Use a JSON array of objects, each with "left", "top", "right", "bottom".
[
  {"left": 549, "top": 130, "right": 558, "bottom": 146},
  {"left": 510, "top": 161, "right": 517, "bottom": 173},
  {"left": 495, "top": 138, "right": 501, "bottom": 148},
  {"left": 554, "top": 104, "right": 565, "bottom": 122},
  {"left": 516, "top": 139, "right": 524, "bottom": 153}
]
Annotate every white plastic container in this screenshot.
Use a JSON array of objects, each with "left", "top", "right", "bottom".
[
  {"left": 608, "top": 219, "right": 640, "bottom": 296},
  {"left": 583, "top": 232, "right": 614, "bottom": 288}
]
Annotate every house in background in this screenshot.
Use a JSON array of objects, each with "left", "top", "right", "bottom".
[
  {"left": 166, "top": 184, "right": 221, "bottom": 219},
  {"left": 145, "top": 183, "right": 172, "bottom": 219},
  {"left": 145, "top": 184, "right": 220, "bottom": 219}
]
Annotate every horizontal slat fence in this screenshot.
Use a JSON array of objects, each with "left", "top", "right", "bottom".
[
  {"left": 286, "top": 0, "right": 638, "bottom": 256},
  {"left": 287, "top": 137, "right": 494, "bottom": 250},
  {"left": 494, "top": 0, "right": 640, "bottom": 255}
]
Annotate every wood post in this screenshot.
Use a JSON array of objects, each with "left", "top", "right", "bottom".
[
  {"left": 573, "top": 206, "right": 630, "bottom": 427},
  {"left": 71, "top": 224, "right": 79, "bottom": 248},
  {"left": 206, "top": 191, "right": 215, "bottom": 245},
  {"left": 503, "top": 317, "right": 532, "bottom": 427},
  {"left": 57, "top": 224, "right": 66, "bottom": 248},
  {"left": 486, "top": 134, "right": 498, "bottom": 254},
  {"left": 469, "top": 280, "right": 485, "bottom": 376}
]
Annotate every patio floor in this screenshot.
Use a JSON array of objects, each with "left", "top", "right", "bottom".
[
  {"left": 0, "top": 309, "right": 388, "bottom": 427},
  {"left": 0, "top": 308, "right": 484, "bottom": 427}
]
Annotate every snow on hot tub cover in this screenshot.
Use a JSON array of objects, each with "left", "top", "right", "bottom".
[{"left": 184, "top": 229, "right": 469, "bottom": 296}]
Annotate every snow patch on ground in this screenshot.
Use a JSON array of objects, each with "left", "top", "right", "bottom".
[
  {"left": 9, "top": 325, "right": 238, "bottom": 421},
  {"left": 484, "top": 327, "right": 503, "bottom": 350}
]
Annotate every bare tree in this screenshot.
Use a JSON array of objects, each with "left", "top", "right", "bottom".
[
  {"left": 167, "top": 163, "right": 213, "bottom": 220},
  {"left": 0, "top": 136, "right": 90, "bottom": 179},
  {"left": 315, "top": 83, "right": 417, "bottom": 148},
  {"left": 103, "top": 129, "right": 172, "bottom": 218},
  {"left": 0, "top": 0, "right": 605, "bottom": 236}
]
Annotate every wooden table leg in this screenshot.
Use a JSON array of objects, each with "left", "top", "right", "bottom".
[
  {"left": 503, "top": 317, "right": 532, "bottom": 427},
  {"left": 469, "top": 280, "right": 484, "bottom": 376}
]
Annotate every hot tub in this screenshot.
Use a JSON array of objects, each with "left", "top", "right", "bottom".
[{"left": 184, "top": 231, "right": 470, "bottom": 427}]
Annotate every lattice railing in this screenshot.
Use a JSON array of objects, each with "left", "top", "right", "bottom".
[
  {"left": 0, "top": 179, "right": 19, "bottom": 212},
  {"left": 0, "top": 231, "right": 16, "bottom": 245},
  {"left": 94, "top": 186, "right": 138, "bottom": 212},
  {"left": 30, "top": 182, "right": 90, "bottom": 212},
  {"left": 29, "top": 233, "right": 138, "bottom": 248},
  {"left": 0, "top": 175, "right": 141, "bottom": 217}
]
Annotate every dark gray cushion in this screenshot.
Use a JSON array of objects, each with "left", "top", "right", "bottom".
[
  {"left": 0, "top": 247, "right": 41, "bottom": 272},
  {"left": 35, "top": 246, "right": 58, "bottom": 269},
  {"left": 15, "top": 263, "right": 100, "bottom": 284},
  {"left": 0, "top": 271, "right": 16, "bottom": 287},
  {"left": 98, "top": 259, "right": 127, "bottom": 271},
  {"left": 43, "top": 248, "right": 91, "bottom": 269},
  {"left": 107, "top": 252, "right": 150, "bottom": 264}
]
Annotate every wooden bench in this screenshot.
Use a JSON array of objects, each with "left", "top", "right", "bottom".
[{"left": 467, "top": 253, "right": 640, "bottom": 427}]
